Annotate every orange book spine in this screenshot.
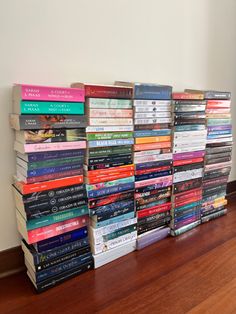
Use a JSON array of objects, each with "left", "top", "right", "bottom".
[
  {"left": 134, "top": 142, "right": 171, "bottom": 151},
  {"left": 14, "top": 175, "right": 83, "bottom": 194},
  {"left": 135, "top": 136, "right": 171, "bottom": 144},
  {"left": 172, "top": 92, "right": 204, "bottom": 100}
]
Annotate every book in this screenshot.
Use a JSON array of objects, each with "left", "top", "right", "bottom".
[
  {"left": 115, "top": 81, "right": 172, "bottom": 100},
  {"left": 16, "top": 210, "right": 89, "bottom": 244},
  {"left": 172, "top": 92, "right": 204, "bottom": 100},
  {"left": 13, "top": 84, "right": 84, "bottom": 102},
  {"left": 135, "top": 136, "right": 171, "bottom": 144},
  {"left": 14, "top": 140, "right": 86, "bottom": 154},
  {"left": 86, "top": 98, "right": 132, "bottom": 109},
  {"left": 88, "top": 138, "right": 134, "bottom": 148},
  {"left": 88, "top": 118, "right": 133, "bottom": 126},
  {"left": 71, "top": 83, "right": 133, "bottom": 99},
  {"left": 13, "top": 100, "right": 84, "bottom": 115},
  {"left": 88, "top": 109, "right": 133, "bottom": 118},
  {"left": 16, "top": 129, "right": 86, "bottom": 144},
  {"left": 10, "top": 114, "right": 87, "bottom": 130},
  {"left": 185, "top": 89, "right": 231, "bottom": 100}
]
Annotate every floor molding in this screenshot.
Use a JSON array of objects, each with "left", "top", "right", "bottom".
[{"left": 1, "top": 180, "right": 235, "bottom": 278}]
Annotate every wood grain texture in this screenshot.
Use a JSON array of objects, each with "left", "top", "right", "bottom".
[{"left": 0, "top": 200, "right": 235, "bottom": 314}]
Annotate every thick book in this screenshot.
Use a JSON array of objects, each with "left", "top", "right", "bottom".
[
  {"left": 172, "top": 92, "right": 204, "bottom": 100},
  {"left": 71, "top": 82, "right": 133, "bottom": 99},
  {"left": 16, "top": 211, "right": 89, "bottom": 244},
  {"left": 13, "top": 100, "right": 84, "bottom": 115},
  {"left": 88, "top": 108, "right": 133, "bottom": 118},
  {"left": 10, "top": 114, "right": 87, "bottom": 130},
  {"left": 16, "top": 129, "right": 86, "bottom": 144},
  {"left": 13, "top": 84, "right": 84, "bottom": 102},
  {"left": 115, "top": 81, "right": 172, "bottom": 100}
]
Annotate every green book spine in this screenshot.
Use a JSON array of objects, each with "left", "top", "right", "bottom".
[
  {"left": 87, "top": 132, "right": 133, "bottom": 141},
  {"left": 20, "top": 101, "right": 84, "bottom": 114},
  {"left": 102, "top": 224, "right": 137, "bottom": 242},
  {"left": 88, "top": 145, "right": 133, "bottom": 157},
  {"left": 28, "top": 156, "right": 85, "bottom": 170},
  {"left": 27, "top": 206, "right": 88, "bottom": 230},
  {"left": 87, "top": 98, "right": 132, "bottom": 109},
  {"left": 207, "top": 119, "right": 231, "bottom": 125}
]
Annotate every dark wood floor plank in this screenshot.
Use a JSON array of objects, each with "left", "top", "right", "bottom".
[{"left": 0, "top": 201, "right": 236, "bottom": 314}]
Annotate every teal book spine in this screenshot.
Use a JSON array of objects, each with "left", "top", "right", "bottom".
[
  {"left": 20, "top": 101, "right": 84, "bottom": 114},
  {"left": 27, "top": 206, "right": 88, "bottom": 230}
]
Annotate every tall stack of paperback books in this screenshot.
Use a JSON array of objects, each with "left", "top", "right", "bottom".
[
  {"left": 185, "top": 90, "right": 232, "bottom": 222},
  {"left": 10, "top": 84, "right": 93, "bottom": 292},
  {"left": 171, "top": 92, "right": 207, "bottom": 236},
  {"left": 71, "top": 83, "right": 137, "bottom": 268},
  {"left": 116, "top": 81, "right": 173, "bottom": 249}
]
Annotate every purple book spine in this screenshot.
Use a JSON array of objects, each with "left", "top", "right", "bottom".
[
  {"left": 136, "top": 227, "right": 170, "bottom": 250},
  {"left": 207, "top": 125, "right": 232, "bottom": 132},
  {"left": 173, "top": 150, "right": 205, "bottom": 161}
]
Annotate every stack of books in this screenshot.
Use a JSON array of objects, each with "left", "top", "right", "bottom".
[
  {"left": 116, "top": 81, "right": 173, "bottom": 249},
  {"left": 186, "top": 90, "right": 232, "bottom": 222},
  {"left": 170, "top": 92, "right": 207, "bottom": 236},
  {"left": 10, "top": 84, "right": 93, "bottom": 292},
  {"left": 71, "top": 83, "right": 137, "bottom": 268}
]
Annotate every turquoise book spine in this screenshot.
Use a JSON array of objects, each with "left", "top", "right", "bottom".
[{"left": 20, "top": 101, "right": 84, "bottom": 114}]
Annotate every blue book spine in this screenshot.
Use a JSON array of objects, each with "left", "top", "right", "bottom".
[
  {"left": 135, "top": 170, "right": 172, "bottom": 181},
  {"left": 87, "top": 182, "right": 135, "bottom": 199},
  {"left": 208, "top": 130, "right": 232, "bottom": 136},
  {"left": 95, "top": 205, "right": 134, "bottom": 222},
  {"left": 174, "top": 125, "right": 206, "bottom": 132},
  {"left": 35, "top": 252, "right": 92, "bottom": 282},
  {"left": 27, "top": 149, "right": 85, "bottom": 162},
  {"left": 88, "top": 139, "right": 134, "bottom": 148},
  {"left": 174, "top": 211, "right": 200, "bottom": 223},
  {"left": 134, "top": 129, "right": 171, "bottom": 137},
  {"left": 27, "top": 163, "right": 83, "bottom": 177},
  {"left": 175, "top": 201, "right": 201, "bottom": 212},
  {"left": 134, "top": 85, "right": 172, "bottom": 100},
  {"left": 33, "top": 237, "right": 89, "bottom": 265},
  {"left": 94, "top": 212, "right": 135, "bottom": 228},
  {"left": 90, "top": 200, "right": 134, "bottom": 216},
  {"left": 35, "top": 227, "right": 88, "bottom": 252}
]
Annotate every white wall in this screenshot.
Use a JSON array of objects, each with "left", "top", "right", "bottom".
[{"left": 0, "top": 0, "right": 235, "bottom": 251}]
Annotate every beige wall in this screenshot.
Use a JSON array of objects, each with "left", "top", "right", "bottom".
[{"left": 0, "top": 0, "right": 235, "bottom": 251}]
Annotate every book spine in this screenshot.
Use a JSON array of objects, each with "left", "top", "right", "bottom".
[
  {"left": 89, "top": 118, "right": 133, "bottom": 126},
  {"left": 86, "top": 165, "right": 134, "bottom": 177},
  {"left": 87, "top": 154, "right": 132, "bottom": 165},
  {"left": 27, "top": 163, "right": 83, "bottom": 177},
  {"left": 92, "top": 212, "right": 135, "bottom": 228},
  {"left": 17, "top": 115, "right": 87, "bottom": 129},
  {"left": 32, "top": 237, "right": 89, "bottom": 264},
  {"left": 135, "top": 136, "right": 171, "bottom": 144},
  {"left": 89, "top": 109, "right": 133, "bottom": 118},
  {"left": 27, "top": 157, "right": 84, "bottom": 170},
  {"left": 35, "top": 252, "right": 92, "bottom": 282},
  {"left": 86, "top": 126, "right": 134, "bottom": 132},
  {"left": 28, "top": 215, "right": 89, "bottom": 244},
  {"left": 16, "top": 175, "right": 83, "bottom": 194},
  {"left": 86, "top": 171, "right": 134, "bottom": 184},
  {"left": 134, "top": 142, "right": 171, "bottom": 151},
  {"left": 135, "top": 175, "right": 173, "bottom": 189},
  {"left": 33, "top": 260, "right": 93, "bottom": 292},
  {"left": 134, "top": 85, "right": 172, "bottom": 100},
  {"left": 91, "top": 204, "right": 134, "bottom": 222},
  {"left": 137, "top": 203, "right": 172, "bottom": 218},
  {"left": 23, "top": 141, "right": 86, "bottom": 153},
  {"left": 84, "top": 85, "right": 132, "bottom": 99},
  {"left": 87, "top": 132, "right": 133, "bottom": 141},
  {"left": 87, "top": 98, "right": 132, "bottom": 108},
  {"left": 134, "top": 105, "right": 171, "bottom": 112},
  {"left": 90, "top": 200, "right": 134, "bottom": 216},
  {"left": 134, "top": 130, "right": 171, "bottom": 137},
  {"left": 135, "top": 118, "right": 171, "bottom": 125},
  {"left": 27, "top": 149, "right": 85, "bottom": 162},
  {"left": 25, "top": 169, "right": 83, "bottom": 184},
  {"left": 27, "top": 207, "right": 89, "bottom": 230},
  {"left": 134, "top": 112, "right": 171, "bottom": 118},
  {"left": 35, "top": 226, "right": 88, "bottom": 252},
  {"left": 87, "top": 182, "right": 134, "bottom": 199},
  {"left": 19, "top": 101, "right": 84, "bottom": 114},
  {"left": 88, "top": 139, "right": 134, "bottom": 148},
  {"left": 134, "top": 153, "right": 173, "bottom": 164},
  {"left": 88, "top": 146, "right": 132, "bottom": 157},
  {"left": 86, "top": 176, "right": 135, "bottom": 191}
]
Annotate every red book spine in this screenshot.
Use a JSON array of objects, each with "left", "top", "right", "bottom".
[
  {"left": 86, "top": 171, "right": 134, "bottom": 184},
  {"left": 135, "top": 166, "right": 171, "bottom": 175},
  {"left": 173, "top": 188, "right": 202, "bottom": 202},
  {"left": 137, "top": 202, "right": 171, "bottom": 218},
  {"left": 87, "top": 165, "right": 134, "bottom": 177},
  {"left": 173, "top": 158, "right": 203, "bottom": 166},
  {"left": 175, "top": 195, "right": 202, "bottom": 208},
  {"left": 84, "top": 85, "right": 133, "bottom": 99}
]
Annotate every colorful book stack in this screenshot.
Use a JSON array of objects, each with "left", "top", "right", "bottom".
[
  {"left": 115, "top": 81, "right": 173, "bottom": 249},
  {"left": 10, "top": 84, "right": 93, "bottom": 292},
  {"left": 170, "top": 92, "right": 207, "bottom": 236},
  {"left": 71, "top": 83, "right": 137, "bottom": 268},
  {"left": 186, "top": 90, "right": 232, "bottom": 223}
]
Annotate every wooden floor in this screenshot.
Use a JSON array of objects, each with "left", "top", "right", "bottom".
[{"left": 1, "top": 198, "right": 236, "bottom": 314}]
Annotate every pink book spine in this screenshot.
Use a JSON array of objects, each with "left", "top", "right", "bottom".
[
  {"left": 89, "top": 109, "right": 133, "bottom": 118},
  {"left": 135, "top": 175, "right": 173, "bottom": 188},
  {"left": 24, "top": 141, "right": 86, "bottom": 153},
  {"left": 28, "top": 215, "right": 88, "bottom": 244},
  {"left": 19, "top": 84, "right": 85, "bottom": 102}
]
